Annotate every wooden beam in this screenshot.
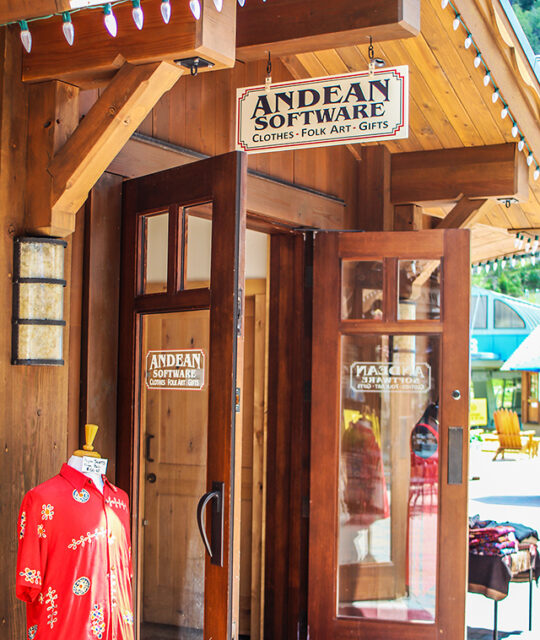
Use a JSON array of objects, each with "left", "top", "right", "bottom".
[
  {"left": 394, "top": 204, "right": 423, "bottom": 230},
  {"left": 27, "top": 61, "right": 183, "bottom": 236},
  {"left": 436, "top": 196, "right": 487, "bottom": 229},
  {"left": 236, "top": 0, "right": 420, "bottom": 60},
  {"left": 108, "top": 134, "right": 346, "bottom": 230},
  {"left": 356, "top": 145, "right": 392, "bottom": 231},
  {"left": 0, "top": 1, "right": 71, "bottom": 22},
  {"left": 22, "top": 0, "right": 235, "bottom": 87},
  {"left": 391, "top": 143, "right": 528, "bottom": 204}
]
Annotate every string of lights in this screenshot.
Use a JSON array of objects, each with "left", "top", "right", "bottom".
[
  {"left": 472, "top": 252, "right": 539, "bottom": 275},
  {"left": 441, "top": 0, "right": 539, "bottom": 182},
  {"left": 11, "top": 0, "right": 250, "bottom": 53}
]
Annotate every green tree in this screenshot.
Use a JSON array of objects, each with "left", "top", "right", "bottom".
[{"left": 510, "top": 0, "right": 540, "bottom": 52}]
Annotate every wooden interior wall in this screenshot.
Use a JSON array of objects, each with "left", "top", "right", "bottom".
[
  {"left": 0, "top": 28, "right": 83, "bottom": 639},
  {"left": 82, "top": 59, "right": 358, "bottom": 227}
]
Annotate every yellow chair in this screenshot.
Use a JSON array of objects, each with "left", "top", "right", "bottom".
[{"left": 493, "top": 409, "right": 540, "bottom": 460}]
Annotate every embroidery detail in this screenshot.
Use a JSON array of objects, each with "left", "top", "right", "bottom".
[
  {"left": 27, "top": 625, "right": 37, "bottom": 640},
  {"left": 105, "top": 496, "right": 128, "bottom": 511},
  {"left": 41, "top": 504, "right": 54, "bottom": 521},
  {"left": 37, "top": 524, "right": 47, "bottom": 539},
  {"left": 38, "top": 593, "right": 44, "bottom": 604},
  {"left": 45, "top": 587, "right": 58, "bottom": 629},
  {"left": 90, "top": 604, "right": 105, "bottom": 639},
  {"left": 19, "top": 511, "right": 26, "bottom": 539},
  {"left": 110, "top": 570, "right": 117, "bottom": 608},
  {"left": 72, "top": 489, "right": 90, "bottom": 504},
  {"left": 68, "top": 528, "right": 107, "bottom": 551},
  {"left": 123, "top": 611, "right": 133, "bottom": 625},
  {"left": 73, "top": 576, "right": 91, "bottom": 595},
  {"left": 19, "top": 568, "right": 42, "bottom": 585}
]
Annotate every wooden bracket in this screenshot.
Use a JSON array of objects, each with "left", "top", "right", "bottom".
[
  {"left": 25, "top": 61, "right": 183, "bottom": 236},
  {"left": 436, "top": 196, "right": 488, "bottom": 230}
]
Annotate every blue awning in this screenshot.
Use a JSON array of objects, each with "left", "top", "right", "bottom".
[{"left": 502, "top": 326, "right": 540, "bottom": 372}]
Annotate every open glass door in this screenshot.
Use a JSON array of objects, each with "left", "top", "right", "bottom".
[
  {"left": 309, "top": 230, "right": 470, "bottom": 640},
  {"left": 117, "top": 152, "right": 247, "bottom": 640}
]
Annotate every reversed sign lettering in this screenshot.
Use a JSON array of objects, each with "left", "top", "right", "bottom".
[
  {"left": 236, "top": 66, "right": 408, "bottom": 154},
  {"left": 146, "top": 349, "right": 206, "bottom": 390},
  {"left": 350, "top": 361, "right": 431, "bottom": 393}
]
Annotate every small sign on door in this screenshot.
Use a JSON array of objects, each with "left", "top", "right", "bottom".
[
  {"left": 350, "top": 362, "right": 431, "bottom": 393},
  {"left": 146, "top": 349, "right": 206, "bottom": 390}
]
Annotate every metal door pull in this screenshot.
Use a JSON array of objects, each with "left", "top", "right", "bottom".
[
  {"left": 196, "top": 481, "right": 224, "bottom": 567},
  {"left": 145, "top": 434, "right": 155, "bottom": 462}
]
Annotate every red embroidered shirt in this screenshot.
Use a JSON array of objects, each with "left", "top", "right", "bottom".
[{"left": 16, "top": 464, "right": 133, "bottom": 640}]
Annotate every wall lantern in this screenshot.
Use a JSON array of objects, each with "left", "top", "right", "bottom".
[{"left": 12, "top": 237, "right": 67, "bottom": 366}]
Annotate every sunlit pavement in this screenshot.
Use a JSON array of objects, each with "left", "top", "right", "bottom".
[{"left": 466, "top": 446, "right": 540, "bottom": 639}]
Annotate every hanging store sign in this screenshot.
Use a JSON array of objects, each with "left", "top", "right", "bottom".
[
  {"left": 350, "top": 362, "right": 431, "bottom": 394},
  {"left": 236, "top": 66, "right": 409, "bottom": 154},
  {"left": 146, "top": 349, "right": 206, "bottom": 390}
]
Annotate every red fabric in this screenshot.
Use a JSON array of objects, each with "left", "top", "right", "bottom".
[{"left": 16, "top": 464, "right": 133, "bottom": 640}]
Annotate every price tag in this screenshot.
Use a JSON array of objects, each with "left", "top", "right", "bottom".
[{"left": 82, "top": 456, "right": 108, "bottom": 475}]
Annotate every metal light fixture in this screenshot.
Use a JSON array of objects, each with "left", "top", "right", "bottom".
[{"left": 12, "top": 237, "right": 67, "bottom": 365}]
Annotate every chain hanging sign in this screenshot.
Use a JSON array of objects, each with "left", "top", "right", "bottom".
[{"left": 236, "top": 66, "right": 409, "bottom": 154}]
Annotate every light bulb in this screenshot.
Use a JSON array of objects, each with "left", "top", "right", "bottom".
[
  {"left": 501, "top": 105, "right": 508, "bottom": 119},
  {"left": 19, "top": 20, "right": 32, "bottom": 53},
  {"left": 518, "top": 137, "right": 525, "bottom": 152},
  {"left": 492, "top": 89, "right": 499, "bottom": 103},
  {"left": 521, "top": 258, "right": 526, "bottom": 267},
  {"left": 511, "top": 257, "right": 516, "bottom": 267},
  {"left": 464, "top": 34, "right": 472, "bottom": 49},
  {"left": 518, "top": 235, "right": 524, "bottom": 249},
  {"left": 511, "top": 124, "right": 519, "bottom": 138},
  {"left": 527, "top": 153, "right": 534, "bottom": 166},
  {"left": 525, "top": 238, "right": 531, "bottom": 252},
  {"left": 161, "top": 0, "right": 172, "bottom": 23},
  {"left": 62, "top": 12, "right": 75, "bottom": 46},
  {"left": 532, "top": 255, "right": 536, "bottom": 266},
  {"left": 483, "top": 71, "right": 490, "bottom": 86},
  {"left": 213, "top": 0, "right": 223, "bottom": 10},
  {"left": 501, "top": 259, "right": 506, "bottom": 270},
  {"left": 238, "top": 0, "right": 246, "bottom": 6},
  {"left": 104, "top": 4, "right": 118, "bottom": 37},
  {"left": 441, "top": 0, "right": 449, "bottom": 8},
  {"left": 190, "top": 0, "right": 201, "bottom": 19},
  {"left": 485, "top": 262, "right": 490, "bottom": 273},
  {"left": 474, "top": 53, "right": 482, "bottom": 68},
  {"left": 533, "top": 237, "right": 539, "bottom": 253},
  {"left": 132, "top": 1, "right": 144, "bottom": 29},
  {"left": 535, "top": 167, "right": 540, "bottom": 181},
  {"left": 453, "top": 15, "right": 461, "bottom": 31},
  {"left": 514, "top": 234, "right": 521, "bottom": 248}
]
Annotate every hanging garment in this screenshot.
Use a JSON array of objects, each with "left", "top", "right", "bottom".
[{"left": 16, "top": 464, "right": 133, "bottom": 640}]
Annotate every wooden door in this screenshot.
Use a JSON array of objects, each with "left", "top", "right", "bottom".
[
  {"left": 308, "top": 230, "right": 470, "bottom": 640},
  {"left": 117, "top": 151, "right": 247, "bottom": 640}
]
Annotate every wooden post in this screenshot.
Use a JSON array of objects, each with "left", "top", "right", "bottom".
[{"left": 356, "top": 146, "right": 393, "bottom": 231}]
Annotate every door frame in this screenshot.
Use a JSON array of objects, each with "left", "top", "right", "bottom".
[
  {"left": 117, "top": 151, "right": 247, "bottom": 640},
  {"left": 308, "top": 229, "right": 471, "bottom": 640}
]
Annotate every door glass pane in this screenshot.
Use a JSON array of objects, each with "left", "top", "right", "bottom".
[
  {"left": 143, "top": 212, "right": 169, "bottom": 294},
  {"left": 339, "top": 334, "right": 439, "bottom": 623},
  {"left": 342, "top": 261, "right": 384, "bottom": 320},
  {"left": 184, "top": 205, "right": 212, "bottom": 290},
  {"left": 140, "top": 310, "right": 209, "bottom": 639},
  {"left": 398, "top": 260, "right": 441, "bottom": 320}
]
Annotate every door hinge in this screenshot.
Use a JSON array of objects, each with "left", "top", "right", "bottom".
[
  {"left": 235, "top": 387, "right": 241, "bottom": 413},
  {"left": 236, "top": 289, "right": 243, "bottom": 335}
]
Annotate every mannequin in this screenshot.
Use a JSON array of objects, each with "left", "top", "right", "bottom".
[{"left": 67, "top": 423, "right": 105, "bottom": 493}]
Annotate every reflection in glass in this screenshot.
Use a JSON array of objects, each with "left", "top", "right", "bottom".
[
  {"left": 185, "top": 208, "right": 212, "bottom": 289},
  {"left": 339, "top": 334, "right": 439, "bottom": 623},
  {"left": 342, "top": 261, "right": 383, "bottom": 320},
  {"left": 140, "top": 311, "right": 209, "bottom": 639},
  {"left": 398, "top": 260, "right": 441, "bottom": 320},
  {"left": 143, "top": 212, "right": 169, "bottom": 294}
]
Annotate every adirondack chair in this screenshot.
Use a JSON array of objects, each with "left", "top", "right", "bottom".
[{"left": 492, "top": 409, "right": 540, "bottom": 460}]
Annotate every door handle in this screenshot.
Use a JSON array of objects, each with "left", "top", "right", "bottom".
[
  {"left": 145, "top": 434, "right": 155, "bottom": 462},
  {"left": 196, "top": 481, "right": 224, "bottom": 567}
]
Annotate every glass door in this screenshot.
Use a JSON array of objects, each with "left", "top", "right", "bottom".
[
  {"left": 308, "top": 230, "right": 470, "bottom": 640},
  {"left": 117, "top": 152, "right": 247, "bottom": 640}
]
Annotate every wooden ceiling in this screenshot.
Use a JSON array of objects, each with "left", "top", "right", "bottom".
[{"left": 280, "top": 0, "right": 540, "bottom": 257}]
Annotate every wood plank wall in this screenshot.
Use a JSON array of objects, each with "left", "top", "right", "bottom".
[
  {"left": 0, "top": 28, "right": 83, "bottom": 639},
  {"left": 82, "top": 58, "right": 358, "bottom": 226}
]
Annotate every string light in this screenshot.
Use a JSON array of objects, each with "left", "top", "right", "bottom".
[
  {"left": 62, "top": 12, "right": 75, "bottom": 45},
  {"left": 161, "top": 0, "right": 171, "bottom": 23},
  {"left": 103, "top": 3, "right": 117, "bottom": 37},
  {"left": 517, "top": 234, "right": 524, "bottom": 250},
  {"left": 238, "top": 0, "right": 246, "bottom": 6},
  {"left": 483, "top": 70, "right": 491, "bottom": 87},
  {"left": 441, "top": 0, "right": 449, "bottom": 8},
  {"left": 514, "top": 233, "right": 521, "bottom": 248},
  {"left": 512, "top": 124, "right": 519, "bottom": 138},
  {"left": 452, "top": 14, "right": 461, "bottom": 30},
  {"left": 474, "top": 53, "right": 482, "bottom": 68},
  {"left": 532, "top": 255, "right": 537, "bottom": 266},
  {"left": 501, "top": 258, "right": 506, "bottom": 270},
  {"left": 189, "top": 0, "right": 201, "bottom": 19},
  {"left": 511, "top": 256, "right": 517, "bottom": 267},
  {"left": 533, "top": 236, "right": 539, "bottom": 253},
  {"left": 464, "top": 34, "right": 473, "bottom": 49},
  {"left": 131, "top": 0, "right": 144, "bottom": 29},
  {"left": 19, "top": 20, "right": 32, "bottom": 53},
  {"left": 525, "top": 236, "right": 532, "bottom": 252},
  {"left": 535, "top": 167, "right": 540, "bottom": 181},
  {"left": 518, "top": 137, "right": 525, "bottom": 152},
  {"left": 485, "top": 262, "right": 491, "bottom": 273},
  {"left": 527, "top": 153, "right": 534, "bottom": 166},
  {"left": 213, "top": 0, "right": 223, "bottom": 11},
  {"left": 491, "top": 89, "right": 499, "bottom": 103},
  {"left": 500, "top": 105, "right": 508, "bottom": 119}
]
